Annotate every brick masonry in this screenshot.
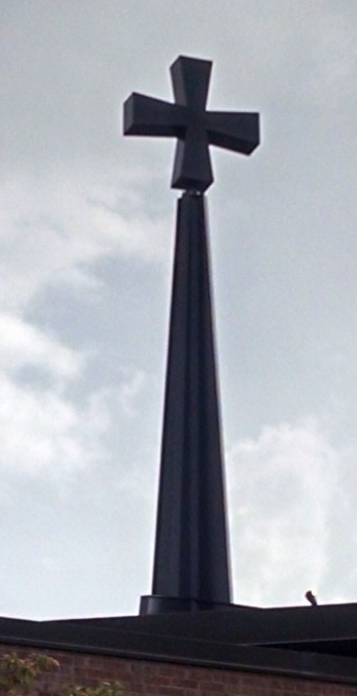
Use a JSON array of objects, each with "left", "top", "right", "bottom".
[{"left": 1, "top": 644, "right": 357, "bottom": 696}]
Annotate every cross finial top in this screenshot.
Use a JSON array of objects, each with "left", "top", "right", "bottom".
[{"left": 123, "top": 56, "right": 260, "bottom": 192}]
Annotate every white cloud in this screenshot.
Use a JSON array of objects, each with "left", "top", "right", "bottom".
[
  {"left": 0, "top": 309, "right": 147, "bottom": 488},
  {"left": 0, "top": 374, "right": 96, "bottom": 481},
  {"left": 226, "top": 419, "right": 338, "bottom": 607},
  {"left": 0, "top": 171, "right": 170, "bottom": 313},
  {"left": 0, "top": 313, "right": 83, "bottom": 381},
  {"left": 0, "top": 367, "right": 147, "bottom": 487}
]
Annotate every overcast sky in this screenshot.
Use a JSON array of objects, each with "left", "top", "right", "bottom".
[{"left": 1, "top": 0, "right": 357, "bottom": 620}]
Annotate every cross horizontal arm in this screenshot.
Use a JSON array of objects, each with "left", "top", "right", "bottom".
[
  {"left": 123, "top": 56, "right": 261, "bottom": 191},
  {"left": 124, "top": 93, "right": 186, "bottom": 137},
  {"left": 206, "top": 112, "right": 260, "bottom": 154}
]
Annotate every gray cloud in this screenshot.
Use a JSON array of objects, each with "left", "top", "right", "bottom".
[{"left": 0, "top": 0, "right": 356, "bottom": 618}]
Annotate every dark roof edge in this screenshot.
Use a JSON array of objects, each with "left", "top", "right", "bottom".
[{"left": 1, "top": 619, "right": 357, "bottom": 686}]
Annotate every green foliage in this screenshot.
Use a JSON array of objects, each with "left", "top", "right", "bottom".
[
  {"left": 0, "top": 653, "right": 59, "bottom": 696},
  {"left": 0, "top": 653, "right": 123, "bottom": 696},
  {"left": 66, "top": 684, "right": 123, "bottom": 696}
]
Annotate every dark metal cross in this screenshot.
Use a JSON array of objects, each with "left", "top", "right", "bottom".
[{"left": 123, "top": 56, "right": 260, "bottom": 192}]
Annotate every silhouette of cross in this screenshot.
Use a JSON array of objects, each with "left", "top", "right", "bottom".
[{"left": 123, "top": 55, "right": 260, "bottom": 192}]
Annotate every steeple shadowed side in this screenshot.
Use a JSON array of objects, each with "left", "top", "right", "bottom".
[{"left": 140, "top": 192, "right": 231, "bottom": 615}]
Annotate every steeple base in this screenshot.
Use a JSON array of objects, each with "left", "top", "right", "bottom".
[{"left": 140, "top": 595, "right": 252, "bottom": 615}]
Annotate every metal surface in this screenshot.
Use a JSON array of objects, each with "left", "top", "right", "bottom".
[
  {"left": 123, "top": 57, "right": 261, "bottom": 615},
  {"left": 3, "top": 614, "right": 357, "bottom": 684},
  {"left": 149, "top": 191, "right": 231, "bottom": 610},
  {"left": 124, "top": 55, "right": 259, "bottom": 191},
  {"left": 49, "top": 602, "right": 357, "bottom": 660}
]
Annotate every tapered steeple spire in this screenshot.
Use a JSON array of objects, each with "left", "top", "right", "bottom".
[
  {"left": 151, "top": 191, "right": 231, "bottom": 611},
  {"left": 124, "top": 56, "right": 260, "bottom": 614}
]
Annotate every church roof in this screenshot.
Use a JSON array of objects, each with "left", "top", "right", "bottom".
[{"left": 2, "top": 603, "right": 357, "bottom": 686}]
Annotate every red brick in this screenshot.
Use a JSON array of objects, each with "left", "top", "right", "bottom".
[{"left": 1, "top": 642, "right": 357, "bottom": 696}]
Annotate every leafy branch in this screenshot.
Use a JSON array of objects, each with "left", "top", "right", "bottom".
[{"left": 0, "top": 653, "right": 123, "bottom": 696}]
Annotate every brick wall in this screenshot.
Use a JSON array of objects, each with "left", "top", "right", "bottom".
[{"left": 1, "top": 644, "right": 357, "bottom": 696}]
